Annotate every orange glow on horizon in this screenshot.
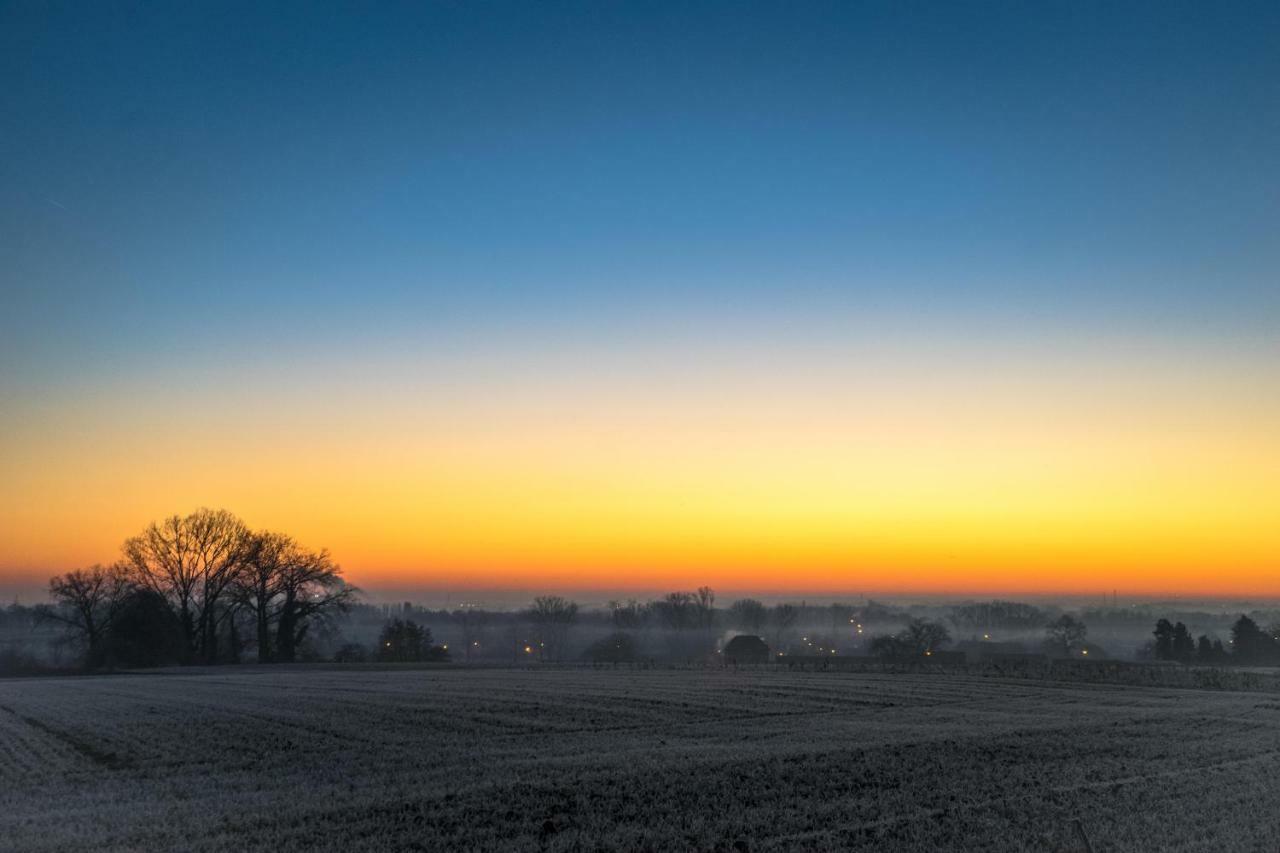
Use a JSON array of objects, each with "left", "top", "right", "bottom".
[{"left": 2, "top": 335, "right": 1277, "bottom": 599}]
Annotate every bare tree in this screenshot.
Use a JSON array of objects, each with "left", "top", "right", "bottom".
[
  {"left": 654, "top": 592, "right": 696, "bottom": 631},
  {"left": 771, "top": 603, "right": 798, "bottom": 649},
  {"left": 1045, "top": 614, "right": 1088, "bottom": 658},
  {"left": 695, "top": 586, "right": 716, "bottom": 631},
  {"left": 234, "top": 531, "right": 291, "bottom": 663},
  {"left": 274, "top": 545, "right": 354, "bottom": 662},
  {"left": 727, "top": 599, "right": 767, "bottom": 633},
  {"left": 527, "top": 596, "right": 579, "bottom": 661},
  {"left": 44, "top": 564, "right": 131, "bottom": 666},
  {"left": 608, "top": 599, "right": 650, "bottom": 630},
  {"left": 121, "top": 508, "right": 252, "bottom": 663}
]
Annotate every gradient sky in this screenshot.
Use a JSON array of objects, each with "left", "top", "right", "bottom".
[{"left": 2, "top": 2, "right": 1278, "bottom": 599}]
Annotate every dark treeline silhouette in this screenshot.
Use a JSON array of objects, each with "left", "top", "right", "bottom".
[
  {"left": 40, "top": 508, "right": 355, "bottom": 669},
  {"left": 1150, "top": 615, "right": 1274, "bottom": 665},
  {"left": 21, "top": 537, "right": 1280, "bottom": 676}
]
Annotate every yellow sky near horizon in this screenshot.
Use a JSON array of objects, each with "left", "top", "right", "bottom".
[{"left": 3, "top": 334, "right": 1278, "bottom": 597}]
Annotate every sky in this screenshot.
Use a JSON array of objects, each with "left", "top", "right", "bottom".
[{"left": 2, "top": 2, "right": 1278, "bottom": 601}]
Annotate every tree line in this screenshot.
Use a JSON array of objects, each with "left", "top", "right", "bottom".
[
  {"left": 43, "top": 508, "right": 354, "bottom": 667},
  {"left": 1150, "top": 615, "right": 1277, "bottom": 665}
]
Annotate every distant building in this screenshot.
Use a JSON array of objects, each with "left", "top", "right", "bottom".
[{"left": 723, "top": 634, "right": 770, "bottom": 664}]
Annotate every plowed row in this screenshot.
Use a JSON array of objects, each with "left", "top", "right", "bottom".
[{"left": 2, "top": 668, "right": 1278, "bottom": 851}]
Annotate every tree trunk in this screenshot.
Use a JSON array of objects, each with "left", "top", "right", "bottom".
[
  {"left": 277, "top": 596, "right": 297, "bottom": 663},
  {"left": 256, "top": 605, "right": 272, "bottom": 663}
]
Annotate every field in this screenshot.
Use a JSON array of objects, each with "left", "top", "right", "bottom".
[{"left": 3, "top": 668, "right": 1280, "bottom": 851}]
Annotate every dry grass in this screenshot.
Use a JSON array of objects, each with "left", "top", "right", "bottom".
[{"left": 2, "top": 667, "right": 1279, "bottom": 851}]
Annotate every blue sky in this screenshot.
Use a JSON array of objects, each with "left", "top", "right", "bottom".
[
  {"left": 3, "top": 2, "right": 1280, "bottom": 596},
  {"left": 4, "top": 1, "right": 1278, "bottom": 390}
]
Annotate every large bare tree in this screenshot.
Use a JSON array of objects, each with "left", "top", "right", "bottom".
[
  {"left": 273, "top": 543, "right": 353, "bottom": 662},
  {"left": 121, "top": 508, "right": 252, "bottom": 663},
  {"left": 233, "top": 531, "right": 355, "bottom": 663},
  {"left": 44, "top": 564, "right": 131, "bottom": 666}
]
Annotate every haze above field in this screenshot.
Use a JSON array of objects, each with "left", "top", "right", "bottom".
[{"left": 2, "top": 3, "right": 1278, "bottom": 597}]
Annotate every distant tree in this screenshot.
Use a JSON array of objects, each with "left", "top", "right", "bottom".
[
  {"left": 378, "top": 619, "right": 447, "bottom": 662},
  {"left": 120, "top": 508, "right": 253, "bottom": 663},
  {"left": 871, "top": 619, "right": 951, "bottom": 660},
  {"left": 44, "top": 564, "right": 131, "bottom": 666},
  {"left": 270, "top": 541, "right": 355, "bottom": 663},
  {"left": 770, "top": 603, "right": 799, "bottom": 649},
  {"left": 951, "top": 600, "right": 1049, "bottom": 631},
  {"left": 527, "top": 596, "right": 579, "bottom": 661},
  {"left": 1152, "top": 619, "right": 1175, "bottom": 661},
  {"left": 1196, "top": 635, "right": 1215, "bottom": 663},
  {"left": 1044, "top": 614, "right": 1088, "bottom": 658},
  {"left": 1231, "top": 615, "right": 1270, "bottom": 663},
  {"left": 584, "top": 632, "right": 637, "bottom": 664},
  {"left": 608, "top": 599, "right": 650, "bottom": 630},
  {"left": 1171, "top": 622, "right": 1196, "bottom": 663},
  {"left": 695, "top": 586, "right": 716, "bottom": 631},
  {"left": 727, "top": 599, "right": 768, "bottom": 633},
  {"left": 902, "top": 619, "right": 951, "bottom": 655},
  {"left": 654, "top": 592, "right": 696, "bottom": 631}
]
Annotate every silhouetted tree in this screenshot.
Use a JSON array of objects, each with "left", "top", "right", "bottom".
[
  {"left": 107, "top": 588, "right": 185, "bottom": 667},
  {"left": 727, "top": 599, "right": 768, "bottom": 633},
  {"left": 1153, "top": 619, "right": 1175, "bottom": 661},
  {"left": 44, "top": 564, "right": 131, "bottom": 667},
  {"left": 770, "top": 603, "right": 799, "bottom": 649},
  {"left": 234, "top": 531, "right": 288, "bottom": 663},
  {"left": 902, "top": 618, "right": 951, "bottom": 655},
  {"left": 871, "top": 619, "right": 951, "bottom": 660},
  {"left": 695, "top": 586, "right": 716, "bottom": 631},
  {"left": 1044, "top": 614, "right": 1088, "bottom": 658},
  {"left": 1196, "top": 634, "right": 1215, "bottom": 663},
  {"left": 654, "top": 592, "right": 696, "bottom": 631},
  {"left": 378, "top": 619, "right": 447, "bottom": 662},
  {"left": 1231, "top": 615, "right": 1270, "bottom": 663},
  {"left": 273, "top": 545, "right": 354, "bottom": 663},
  {"left": 951, "top": 600, "right": 1049, "bottom": 631},
  {"left": 121, "top": 508, "right": 253, "bottom": 663},
  {"left": 608, "top": 599, "right": 650, "bottom": 630},
  {"left": 527, "top": 596, "right": 579, "bottom": 661},
  {"left": 1171, "top": 622, "right": 1195, "bottom": 663}
]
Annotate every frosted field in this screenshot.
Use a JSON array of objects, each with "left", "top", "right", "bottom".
[{"left": 3, "top": 668, "right": 1280, "bottom": 852}]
